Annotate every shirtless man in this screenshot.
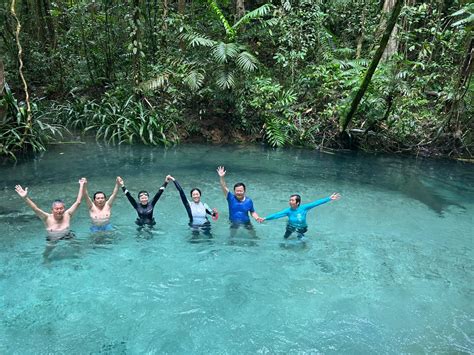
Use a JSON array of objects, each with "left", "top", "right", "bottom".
[
  {"left": 15, "top": 178, "right": 86, "bottom": 260},
  {"left": 83, "top": 177, "right": 120, "bottom": 232}
]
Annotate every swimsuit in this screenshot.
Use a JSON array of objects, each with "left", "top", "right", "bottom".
[
  {"left": 90, "top": 223, "right": 113, "bottom": 233},
  {"left": 265, "top": 197, "right": 331, "bottom": 238},
  {"left": 173, "top": 180, "right": 214, "bottom": 226},
  {"left": 46, "top": 227, "right": 74, "bottom": 242},
  {"left": 122, "top": 182, "right": 168, "bottom": 226}
]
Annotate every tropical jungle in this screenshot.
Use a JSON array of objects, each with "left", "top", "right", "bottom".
[{"left": 1, "top": 0, "right": 473, "bottom": 160}]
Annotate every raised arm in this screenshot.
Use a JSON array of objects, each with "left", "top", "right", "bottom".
[
  {"left": 150, "top": 176, "right": 170, "bottom": 207},
  {"left": 301, "top": 193, "right": 341, "bottom": 211},
  {"left": 82, "top": 178, "right": 94, "bottom": 209},
  {"left": 106, "top": 177, "right": 121, "bottom": 207},
  {"left": 217, "top": 166, "right": 229, "bottom": 197},
  {"left": 15, "top": 185, "right": 49, "bottom": 221},
  {"left": 66, "top": 178, "right": 86, "bottom": 216},
  {"left": 118, "top": 176, "right": 138, "bottom": 209},
  {"left": 170, "top": 176, "right": 193, "bottom": 222}
]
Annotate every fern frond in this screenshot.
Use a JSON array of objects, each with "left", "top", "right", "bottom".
[{"left": 265, "top": 117, "right": 287, "bottom": 147}]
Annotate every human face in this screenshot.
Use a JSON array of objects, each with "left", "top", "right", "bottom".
[
  {"left": 234, "top": 186, "right": 245, "bottom": 201},
  {"left": 52, "top": 203, "right": 65, "bottom": 220},
  {"left": 191, "top": 190, "right": 201, "bottom": 203},
  {"left": 139, "top": 192, "right": 149, "bottom": 205},
  {"left": 289, "top": 196, "right": 299, "bottom": 209},
  {"left": 94, "top": 193, "right": 106, "bottom": 207}
]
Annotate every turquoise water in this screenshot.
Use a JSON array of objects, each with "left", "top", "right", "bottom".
[{"left": 0, "top": 143, "right": 472, "bottom": 353}]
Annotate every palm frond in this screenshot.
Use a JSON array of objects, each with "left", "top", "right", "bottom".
[
  {"left": 212, "top": 42, "right": 239, "bottom": 63},
  {"left": 179, "top": 32, "right": 215, "bottom": 47},
  {"left": 184, "top": 70, "right": 205, "bottom": 91},
  {"left": 236, "top": 51, "right": 258, "bottom": 72},
  {"left": 140, "top": 72, "right": 171, "bottom": 91},
  {"left": 216, "top": 70, "right": 235, "bottom": 89},
  {"left": 233, "top": 3, "right": 273, "bottom": 31}
]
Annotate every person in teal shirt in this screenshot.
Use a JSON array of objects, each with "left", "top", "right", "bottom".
[{"left": 262, "top": 193, "right": 341, "bottom": 240}]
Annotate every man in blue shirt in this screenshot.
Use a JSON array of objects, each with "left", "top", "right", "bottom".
[
  {"left": 263, "top": 193, "right": 341, "bottom": 240},
  {"left": 217, "top": 166, "right": 263, "bottom": 238}
]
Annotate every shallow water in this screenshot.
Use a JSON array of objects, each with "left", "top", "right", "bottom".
[{"left": 0, "top": 143, "right": 473, "bottom": 353}]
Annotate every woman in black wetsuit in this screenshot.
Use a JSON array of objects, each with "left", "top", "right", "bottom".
[{"left": 117, "top": 175, "right": 171, "bottom": 226}]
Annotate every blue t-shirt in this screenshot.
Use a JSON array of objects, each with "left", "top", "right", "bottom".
[
  {"left": 265, "top": 197, "right": 331, "bottom": 228},
  {"left": 227, "top": 192, "right": 255, "bottom": 223}
]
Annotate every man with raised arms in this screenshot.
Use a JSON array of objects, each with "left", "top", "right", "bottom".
[
  {"left": 15, "top": 178, "right": 86, "bottom": 259},
  {"left": 83, "top": 177, "right": 120, "bottom": 232}
]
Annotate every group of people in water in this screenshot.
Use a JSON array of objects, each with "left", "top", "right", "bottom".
[{"left": 15, "top": 166, "right": 341, "bottom": 258}]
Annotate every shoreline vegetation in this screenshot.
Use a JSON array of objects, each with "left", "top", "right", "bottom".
[{"left": 1, "top": 1, "right": 472, "bottom": 161}]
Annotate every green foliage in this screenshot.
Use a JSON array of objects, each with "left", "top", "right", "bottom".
[
  {"left": 45, "top": 90, "right": 180, "bottom": 147},
  {"left": 450, "top": 3, "right": 474, "bottom": 27},
  {"left": 1, "top": 0, "right": 471, "bottom": 157},
  {"left": 237, "top": 76, "right": 304, "bottom": 147},
  {"left": 0, "top": 84, "right": 65, "bottom": 159}
]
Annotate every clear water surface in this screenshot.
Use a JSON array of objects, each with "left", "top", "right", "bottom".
[{"left": 0, "top": 143, "right": 472, "bottom": 353}]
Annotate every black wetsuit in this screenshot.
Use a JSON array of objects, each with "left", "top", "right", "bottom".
[{"left": 122, "top": 182, "right": 168, "bottom": 226}]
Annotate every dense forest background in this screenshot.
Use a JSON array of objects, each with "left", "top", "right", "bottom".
[{"left": 0, "top": 0, "right": 472, "bottom": 160}]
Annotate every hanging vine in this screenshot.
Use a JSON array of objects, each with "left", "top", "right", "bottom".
[{"left": 10, "top": 0, "right": 32, "bottom": 129}]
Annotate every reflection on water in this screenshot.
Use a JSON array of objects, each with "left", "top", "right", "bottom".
[{"left": 0, "top": 143, "right": 472, "bottom": 353}]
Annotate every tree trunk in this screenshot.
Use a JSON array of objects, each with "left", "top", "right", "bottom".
[
  {"left": 340, "top": 0, "right": 404, "bottom": 133},
  {"left": 0, "top": 60, "right": 4, "bottom": 94},
  {"left": 178, "top": 0, "right": 185, "bottom": 14},
  {"left": 236, "top": 0, "right": 245, "bottom": 20},
  {"left": 132, "top": 0, "right": 142, "bottom": 87},
  {"left": 42, "top": 0, "right": 57, "bottom": 48},
  {"left": 35, "top": 0, "right": 47, "bottom": 44},
  {"left": 356, "top": 2, "right": 366, "bottom": 59},
  {"left": 0, "top": 60, "right": 4, "bottom": 122},
  {"left": 162, "top": 0, "right": 168, "bottom": 31},
  {"left": 78, "top": 14, "right": 96, "bottom": 84},
  {"left": 104, "top": 0, "right": 114, "bottom": 82},
  {"left": 381, "top": 0, "right": 398, "bottom": 62}
]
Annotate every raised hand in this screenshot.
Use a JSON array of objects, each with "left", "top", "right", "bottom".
[
  {"left": 330, "top": 193, "right": 341, "bottom": 201},
  {"left": 15, "top": 185, "right": 28, "bottom": 198},
  {"left": 217, "top": 166, "right": 226, "bottom": 177}
]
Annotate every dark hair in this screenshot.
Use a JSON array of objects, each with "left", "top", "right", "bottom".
[
  {"left": 290, "top": 194, "right": 301, "bottom": 205},
  {"left": 233, "top": 182, "right": 246, "bottom": 192},
  {"left": 190, "top": 188, "right": 201, "bottom": 197},
  {"left": 52, "top": 199, "right": 65, "bottom": 208},
  {"left": 93, "top": 191, "right": 107, "bottom": 200},
  {"left": 138, "top": 190, "right": 149, "bottom": 199}
]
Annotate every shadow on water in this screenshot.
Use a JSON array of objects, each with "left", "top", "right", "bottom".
[
  {"left": 395, "top": 173, "right": 465, "bottom": 215},
  {"left": 329, "top": 153, "right": 468, "bottom": 215}
]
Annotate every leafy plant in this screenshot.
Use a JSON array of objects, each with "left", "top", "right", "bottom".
[{"left": 0, "top": 84, "right": 65, "bottom": 159}]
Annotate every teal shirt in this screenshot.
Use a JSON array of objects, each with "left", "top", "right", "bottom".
[{"left": 264, "top": 197, "right": 331, "bottom": 228}]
